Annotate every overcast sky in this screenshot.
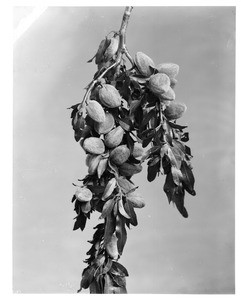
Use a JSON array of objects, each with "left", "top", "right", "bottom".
[{"left": 13, "top": 6, "right": 235, "bottom": 293}]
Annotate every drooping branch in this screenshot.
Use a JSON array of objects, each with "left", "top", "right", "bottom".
[{"left": 77, "top": 7, "right": 133, "bottom": 113}]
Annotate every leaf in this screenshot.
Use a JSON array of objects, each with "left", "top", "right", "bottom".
[
  {"left": 146, "top": 145, "right": 161, "bottom": 158},
  {"left": 126, "top": 192, "right": 145, "bottom": 208},
  {"left": 181, "top": 132, "right": 189, "bottom": 142},
  {"left": 97, "top": 158, "right": 108, "bottom": 179},
  {"left": 118, "top": 198, "right": 130, "bottom": 219},
  {"left": 115, "top": 214, "right": 127, "bottom": 255},
  {"left": 89, "top": 279, "right": 102, "bottom": 294},
  {"left": 104, "top": 213, "right": 116, "bottom": 247},
  {"left": 74, "top": 130, "right": 82, "bottom": 142},
  {"left": 148, "top": 156, "right": 160, "bottom": 167},
  {"left": 101, "top": 258, "right": 113, "bottom": 275},
  {"left": 73, "top": 212, "right": 87, "bottom": 231},
  {"left": 130, "top": 99, "right": 142, "bottom": 115},
  {"left": 109, "top": 273, "right": 126, "bottom": 288},
  {"left": 118, "top": 117, "right": 133, "bottom": 131},
  {"left": 147, "top": 162, "right": 159, "bottom": 182},
  {"left": 181, "top": 161, "right": 196, "bottom": 195},
  {"left": 124, "top": 200, "right": 138, "bottom": 226},
  {"left": 105, "top": 232, "right": 119, "bottom": 260},
  {"left": 100, "top": 198, "right": 115, "bottom": 219},
  {"left": 81, "top": 201, "right": 92, "bottom": 214},
  {"left": 125, "top": 132, "right": 135, "bottom": 154},
  {"left": 173, "top": 186, "right": 188, "bottom": 218},
  {"left": 167, "top": 146, "right": 180, "bottom": 168},
  {"left": 185, "top": 145, "right": 192, "bottom": 157},
  {"left": 142, "top": 135, "right": 156, "bottom": 148},
  {"left": 117, "top": 176, "right": 136, "bottom": 194},
  {"left": 102, "top": 178, "right": 117, "bottom": 200},
  {"left": 171, "top": 166, "right": 183, "bottom": 186},
  {"left": 80, "top": 265, "right": 96, "bottom": 289},
  {"left": 104, "top": 273, "right": 115, "bottom": 294},
  {"left": 87, "top": 185, "right": 105, "bottom": 195},
  {"left": 111, "top": 261, "right": 129, "bottom": 277},
  {"left": 141, "top": 109, "right": 156, "bottom": 129},
  {"left": 167, "top": 121, "right": 188, "bottom": 130},
  {"left": 163, "top": 172, "right": 188, "bottom": 218}
]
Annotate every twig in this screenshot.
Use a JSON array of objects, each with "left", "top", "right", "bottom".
[{"left": 78, "top": 6, "right": 134, "bottom": 113}]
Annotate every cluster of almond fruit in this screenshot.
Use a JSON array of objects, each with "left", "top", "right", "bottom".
[{"left": 70, "top": 33, "right": 195, "bottom": 294}]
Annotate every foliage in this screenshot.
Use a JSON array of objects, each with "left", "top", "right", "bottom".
[{"left": 69, "top": 6, "right": 196, "bottom": 294}]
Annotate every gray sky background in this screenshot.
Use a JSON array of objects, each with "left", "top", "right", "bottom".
[{"left": 13, "top": 6, "right": 235, "bottom": 294}]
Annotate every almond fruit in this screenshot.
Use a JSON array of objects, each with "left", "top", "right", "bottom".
[
  {"left": 156, "top": 63, "right": 179, "bottom": 79},
  {"left": 164, "top": 102, "right": 187, "bottom": 120},
  {"left": 159, "top": 86, "right": 176, "bottom": 101},
  {"left": 148, "top": 73, "right": 171, "bottom": 96},
  {"left": 110, "top": 145, "right": 130, "bottom": 166},
  {"left": 75, "top": 187, "right": 92, "bottom": 202},
  {"left": 98, "top": 84, "right": 122, "bottom": 108},
  {"left": 104, "top": 126, "right": 124, "bottom": 148},
  {"left": 94, "top": 112, "right": 115, "bottom": 135},
  {"left": 86, "top": 100, "right": 105, "bottom": 123},
  {"left": 82, "top": 137, "right": 105, "bottom": 154},
  {"left": 134, "top": 52, "right": 155, "bottom": 77}
]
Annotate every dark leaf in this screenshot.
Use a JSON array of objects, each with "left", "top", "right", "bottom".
[
  {"left": 115, "top": 214, "right": 127, "bottom": 255},
  {"left": 124, "top": 200, "right": 138, "bottom": 226},
  {"left": 181, "top": 161, "right": 196, "bottom": 196},
  {"left": 89, "top": 279, "right": 102, "bottom": 294},
  {"left": 109, "top": 273, "right": 126, "bottom": 288},
  {"left": 71, "top": 194, "right": 76, "bottom": 203},
  {"left": 111, "top": 261, "right": 129, "bottom": 277},
  {"left": 185, "top": 145, "right": 192, "bottom": 157},
  {"left": 181, "top": 132, "right": 189, "bottom": 142},
  {"left": 141, "top": 109, "right": 156, "bottom": 130},
  {"left": 173, "top": 186, "right": 188, "bottom": 218},
  {"left": 147, "top": 163, "right": 159, "bottom": 182},
  {"left": 80, "top": 265, "right": 96, "bottom": 289},
  {"left": 148, "top": 156, "right": 160, "bottom": 167},
  {"left": 130, "top": 99, "right": 142, "bottom": 115},
  {"left": 140, "top": 128, "right": 154, "bottom": 139},
  {"left": 142, "top": 135, "right": 154, "bottom": 148},
  {"left": 104, "top": 213, "right": 116, "bottom": 246},
  {"left": 163, "top": 173, "right": 188, "bottom": 218},
  {"left": 100, "top": 199, "right": 115, "bottom": 219},
  {"left": 74, "top": 130, "right": 82, "bottom": 142},
  {"left": 118, "top": 118, "right": 133, "bottom": 131},
  {"left": 87, "top": 185, "right": 105, "bottom": 195},
  {"left": 145, "top": 145, "right": 161, "bottom": 158},
  {"left": 73, "top": 213, "right": 87, "bottom": 231},
  {"left": 167, "top": 121, "right": 188, "bottom": 130}
]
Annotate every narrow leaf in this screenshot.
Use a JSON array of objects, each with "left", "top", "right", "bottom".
[
  {"left": 181, "top": 161, "right": 196, "bottom": 195},
  {"left": 100, "top": 198, "right": 115, "bottom": 219},
  {"left": 116, "top": 214, "right": 127, "bottom": 255},
  {"left": 118, "top": 198, "right": 130, "bottom": 219},
  {"left": 102, "top": 178, "right": 117, "bottom": 200},
  {"left": 117, "top": 176, "right": 136, "bottom": 194},
  {"left": 97, "top": 158, "right": 108, "bottom": 179}
]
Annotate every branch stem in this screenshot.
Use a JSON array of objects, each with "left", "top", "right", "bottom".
[{"left": 78, "top": 6, "right": 133, "bottom": 113}]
